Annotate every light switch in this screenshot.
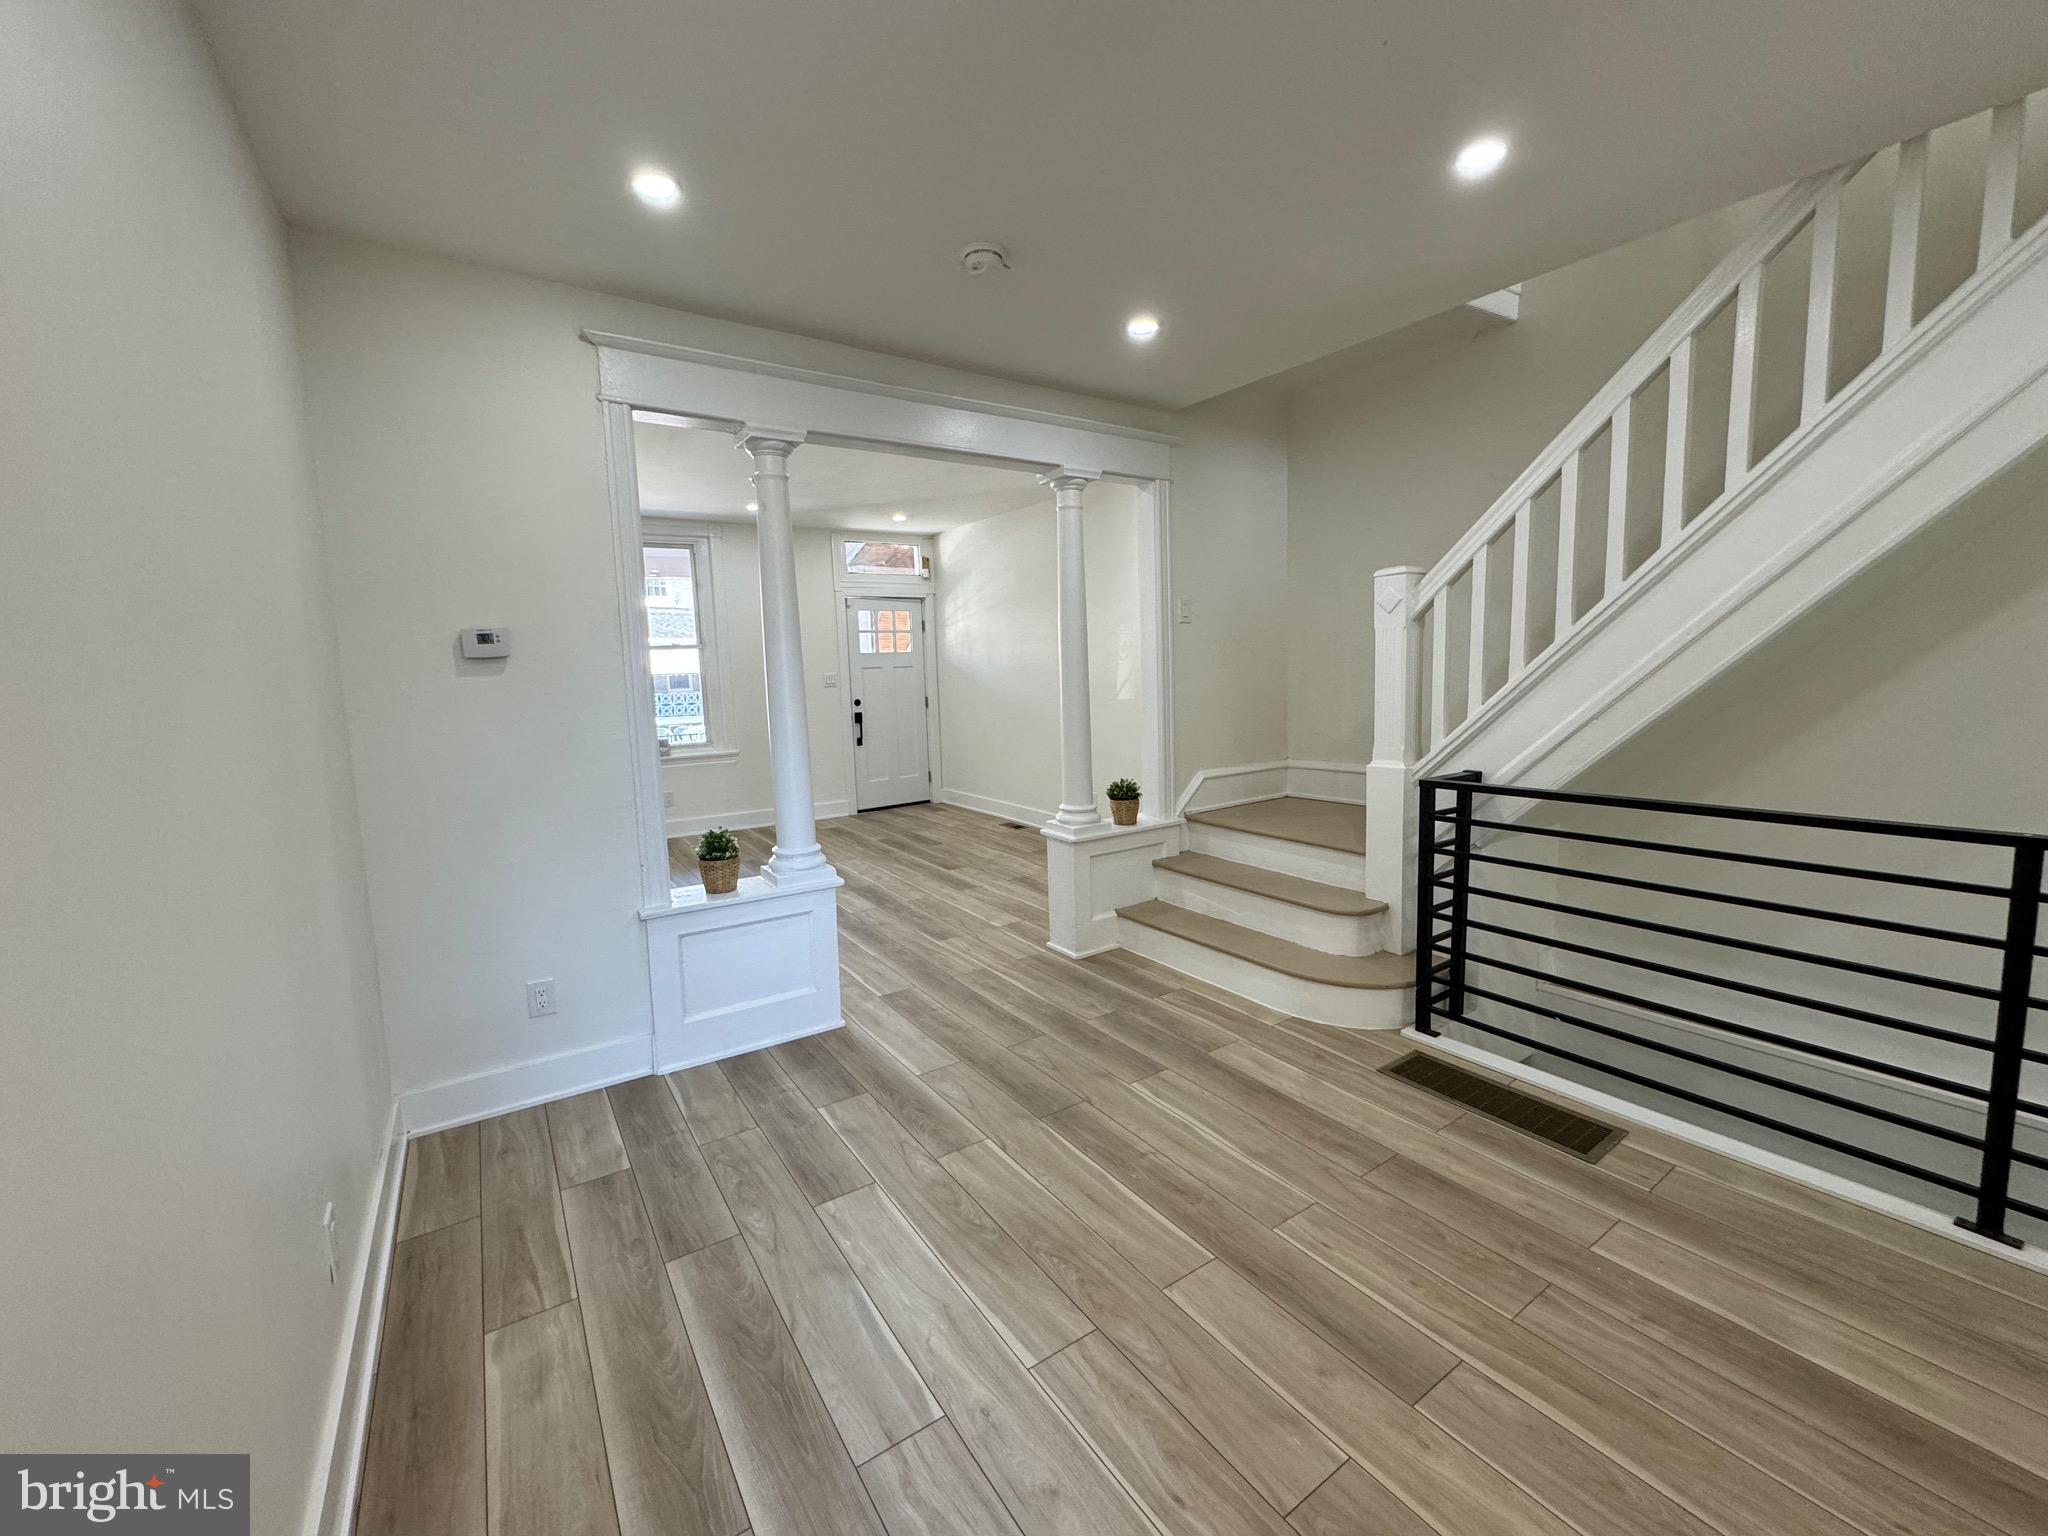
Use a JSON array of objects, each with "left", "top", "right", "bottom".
[
  {"left": 823, "top": 673, "right": 838, "bottom": 689},
  {"left": 1176, "top": 598, "right": 1193, "bottom": 625}
]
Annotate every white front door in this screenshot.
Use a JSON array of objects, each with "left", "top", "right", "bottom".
[{"left": 846, "top": 596, "right": 931, "bottom": 811}]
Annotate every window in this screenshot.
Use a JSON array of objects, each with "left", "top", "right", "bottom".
[
  {"left": 842, "top": 539, "right": 924, "bottom": 577},
  {"left": 643, "top": 537, "right": 721, "bottom": 753}
]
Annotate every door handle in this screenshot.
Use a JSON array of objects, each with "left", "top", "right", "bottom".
[{"left": 852, "top": 707, "right": 863, "bottom": 747}]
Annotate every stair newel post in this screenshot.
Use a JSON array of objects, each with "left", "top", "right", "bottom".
[
  {"left": 1413, "top": 775, "right": 1440, "bottom": 1034},
  {"left": 1368, "top": 566, "right": 1426, "bottom": 955},
  {"left": 1442, "top": 769, "right": 1483, "bottom": 1022},
  {"left": 1960, "top": 838, "right": 2043, "bottom": 1247}
]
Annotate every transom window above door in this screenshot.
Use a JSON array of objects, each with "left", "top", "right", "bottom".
[{"left": 856, "top": 607, "right": 916, "bottom": 653}]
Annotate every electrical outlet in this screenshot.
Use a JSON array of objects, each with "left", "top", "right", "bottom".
[
  {"left": 526, "top": 978, "right": 556, "bottom": 1018},
  {"left": 319, "top": 1200, "right": 338, "bottom": 1285}
]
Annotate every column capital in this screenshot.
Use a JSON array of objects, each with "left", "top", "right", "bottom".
[
  {"left": 733, "top": 426, "right": 808, "bottom": 457},
  {"left": 1038, "top": 467, "right": 1103, "bottom": 491}
]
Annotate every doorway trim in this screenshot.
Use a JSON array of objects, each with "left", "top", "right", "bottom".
[{"left": 590, "top": 330, "right": 1177, "bottom": 915}]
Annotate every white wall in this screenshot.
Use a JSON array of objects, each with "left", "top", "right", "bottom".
[
  {"left": 1168, "top": 389, "right": 1292, "bottom": 785},
  {"left": 935, "top": 486, "right": 1145, "bottom": 822},
  {"left": 288, "top": 231, "right": 1189, "bottom": 1101},
  {"left": 0, "top": 3, "right": 391, "bottom": 1526},
  {"left": 651, "top": 522, "right": 857, "bottom": 837}
]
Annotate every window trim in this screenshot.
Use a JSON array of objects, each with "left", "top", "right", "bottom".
[{"left": 641, "top": 520, "right": 733, "bottom": 762}]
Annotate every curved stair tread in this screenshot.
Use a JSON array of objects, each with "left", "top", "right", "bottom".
[
  {"left": 1185, "top": 797, "right": 1367, "bottom": 856},
  {"left": 1116, "top": 900, "right": 1412, "bottom": 989},
  {"left": 1153, "top": 852, "right": 1385, "bottom": 917}
]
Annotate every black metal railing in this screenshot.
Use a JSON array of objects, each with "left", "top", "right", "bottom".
[{"left": 1415, "top": 771, "right": 2046, "bottom": 1248}]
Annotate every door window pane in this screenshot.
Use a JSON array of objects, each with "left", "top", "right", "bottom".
[
  {"left": 857, "top": 610, "right": 873, "bottom": 630},
  {"left": 858, "top": 633, "right": 875, "bottom": 653},
  {"left": 894, "top": 610, "right": 911, "bottom": 630}
]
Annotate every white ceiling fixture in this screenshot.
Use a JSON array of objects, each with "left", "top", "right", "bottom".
[
  {"left": 1124, "top": 313, "right": 1162, "bottom": 342},
  {"left": 745, "top": 500, "right": 759, "bottom": 512},
  {"left": 959, "top": 243, "right": 1010, "bottom": 276},
  {"left": 890, "top": 511, "right": 908, "bottom": 522},
  {"left": 629, "top": 168, "right": 682, "bottom": 209},
  {"left": 191, "top": 0, "right": 2048, "bottom": 407},
  {"left": 1453, "top": 135, "right": 1510, "bottom": 181}
]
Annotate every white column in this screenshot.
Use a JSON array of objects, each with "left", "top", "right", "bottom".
[
  {"left": 1045, "top": 470, "right": 1103, "bottom": 827},
  {"left": 1367, "top": 566, "right": 1425, "bottom": 953},
  {"left": 738, "top": 428, "right": 833, "bottom": 887}
]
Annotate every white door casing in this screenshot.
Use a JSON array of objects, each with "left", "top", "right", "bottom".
[{"left": 846, "top": 595, "right": 931, "bottom": 810}]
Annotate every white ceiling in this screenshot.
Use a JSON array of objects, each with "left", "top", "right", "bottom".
[
  {"left": 191, "top": 0, "right": 2048, "bottom": 408},
  {"left": 633, "top": 415, "right": 1046, "bottom": 533}
]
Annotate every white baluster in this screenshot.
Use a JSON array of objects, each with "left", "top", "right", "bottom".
[
  {"left": 1662, "top": 334, "right": 1694, "bottom": 547},
  {"left": 1555, "top": 450, "right": 1581, "bottom": 640},
  {"left": 1885, "top": 135, "right": 1928, "bottom": 348},
  {"left": 1980, "top": 100, "right": 2027, "bottom": 267},
  {"left": 1507, "top": 501, "right": 1533, "bottom": 678},
  {"left": 1803, "top": 189, "right": 1841, "bottom": 421},
  {"left": 1428, "top": 594, "right": 1449, "bottom": 748},
  {"left": 1605, "top": 397, "right": 1632, "bottom": 595},
  {"left": 1465, "top": 544, "right": 1488, "bottom": 718},
  {"left": 1725, "top": 265, "right": 1763, "bottom": 488}
]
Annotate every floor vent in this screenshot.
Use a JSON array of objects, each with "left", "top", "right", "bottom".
[
  {"left": 1383, "top": 1052, "right": 1624, "bottom": 1162},
  {"left": 1000, "top": 822, "right": 1027, "bottom": 830}
]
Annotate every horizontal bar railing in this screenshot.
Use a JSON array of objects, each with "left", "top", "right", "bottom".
[{"left": 1415, "top": 770, "right": 2046, "bottom": 1248}]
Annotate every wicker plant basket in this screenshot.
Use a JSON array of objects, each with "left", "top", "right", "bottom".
[
  {"left": 1110, "top": 797, "right": 1139, "bottom": 826},
  {"left": 699, "top": 856, "right": 740, "bottom": 894}
]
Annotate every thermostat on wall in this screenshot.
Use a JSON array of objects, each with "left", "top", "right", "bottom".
[{"left": 461, "top": 626, "right": 509, "bottom": 659}]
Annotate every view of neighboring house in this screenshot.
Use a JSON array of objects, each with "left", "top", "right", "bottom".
[{"left": 7, "top": 4, "right": 2048, "bottom": 1535}]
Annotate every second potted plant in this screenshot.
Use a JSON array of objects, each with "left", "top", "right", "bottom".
[
  {"left": 696, "top": 826, "right": 741, "bottom": 893},
  {"left": 1107, "top": 778, "right": 1142, "bottom": 826}
]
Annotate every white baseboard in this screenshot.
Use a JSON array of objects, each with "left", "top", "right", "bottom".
[
  {"left": 303, "top": 1099, "right": 405, "bottom": 1536},
  {"left": 665, "top": 798, "right": 852, "bottom": 838},
  {"left": 1408, "top": 1026, "right": 2048, "bottom": 1273},
  {"left": 399, "top": 1034, "right": 656, "bottom": 1136},
  {"left": 1171, "top": 760, "right": 1370, "bottom": 818},
  {"left": 1286, "top": 759, "right": 1368, "bottom": 804},
  {"left": 1172, "top": 761, "right": 1290, "bottom": 819},
  {"left": 934, "top": 786, "right": 1053, "bottom": 827}
]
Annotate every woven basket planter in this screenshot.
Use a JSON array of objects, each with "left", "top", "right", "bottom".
[
  {"left": 699, "top": 856, "right": 740, "bottom": 894},
  {"left": 1110, "top": 798, "right": 1140, "bottom": 826}
]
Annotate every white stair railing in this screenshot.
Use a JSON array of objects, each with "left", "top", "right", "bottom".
[{"left": 1370, "top": 92, "right": 2048, "bottom": 955}]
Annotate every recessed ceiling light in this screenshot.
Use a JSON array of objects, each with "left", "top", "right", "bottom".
[
  {"left": 744, "top": 501, "right": 759, "bottom": 513},
  {"left": 630, "top": 168, "right": 682, "bottom": 209},
  {"left": 1453, "top": 136, "right": 1509, "bottom": 181},
  {"left": 1125, "top": 313, "right": 1162, "bottom": 341},
  {"left": 891, "top": 512, "right": 908, "bottom": 524}
]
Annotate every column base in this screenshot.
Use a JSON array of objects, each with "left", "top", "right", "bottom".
[
  {"left": 1053, "top": 804, "right": 1104, "bottom": 828},
  {"left": 764, "top": 843, "right": 837, "bottom": 890}
]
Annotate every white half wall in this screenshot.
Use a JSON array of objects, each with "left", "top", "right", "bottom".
[
  {"left": 935, "top": 483, "right": 1146, "bottom": 821},
  {"left": 0, "top": 6, "right": 392, "bottom": 1530}
]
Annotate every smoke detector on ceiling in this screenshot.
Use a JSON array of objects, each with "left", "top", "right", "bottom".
[{"left": 959, "top": 243, "right": 1010, "bottom": 276}]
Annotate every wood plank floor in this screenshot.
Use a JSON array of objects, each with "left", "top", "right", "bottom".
[{"left": 363, "top": 802, "right": 2048, "bottom": 1536}]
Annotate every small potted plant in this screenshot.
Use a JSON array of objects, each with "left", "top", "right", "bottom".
[
  {"left": 1106, "top": 778, "right": 1142, "bottom": 826},
  {"left": 696, "top": 826, "right": 740, "bottom": 893}
]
